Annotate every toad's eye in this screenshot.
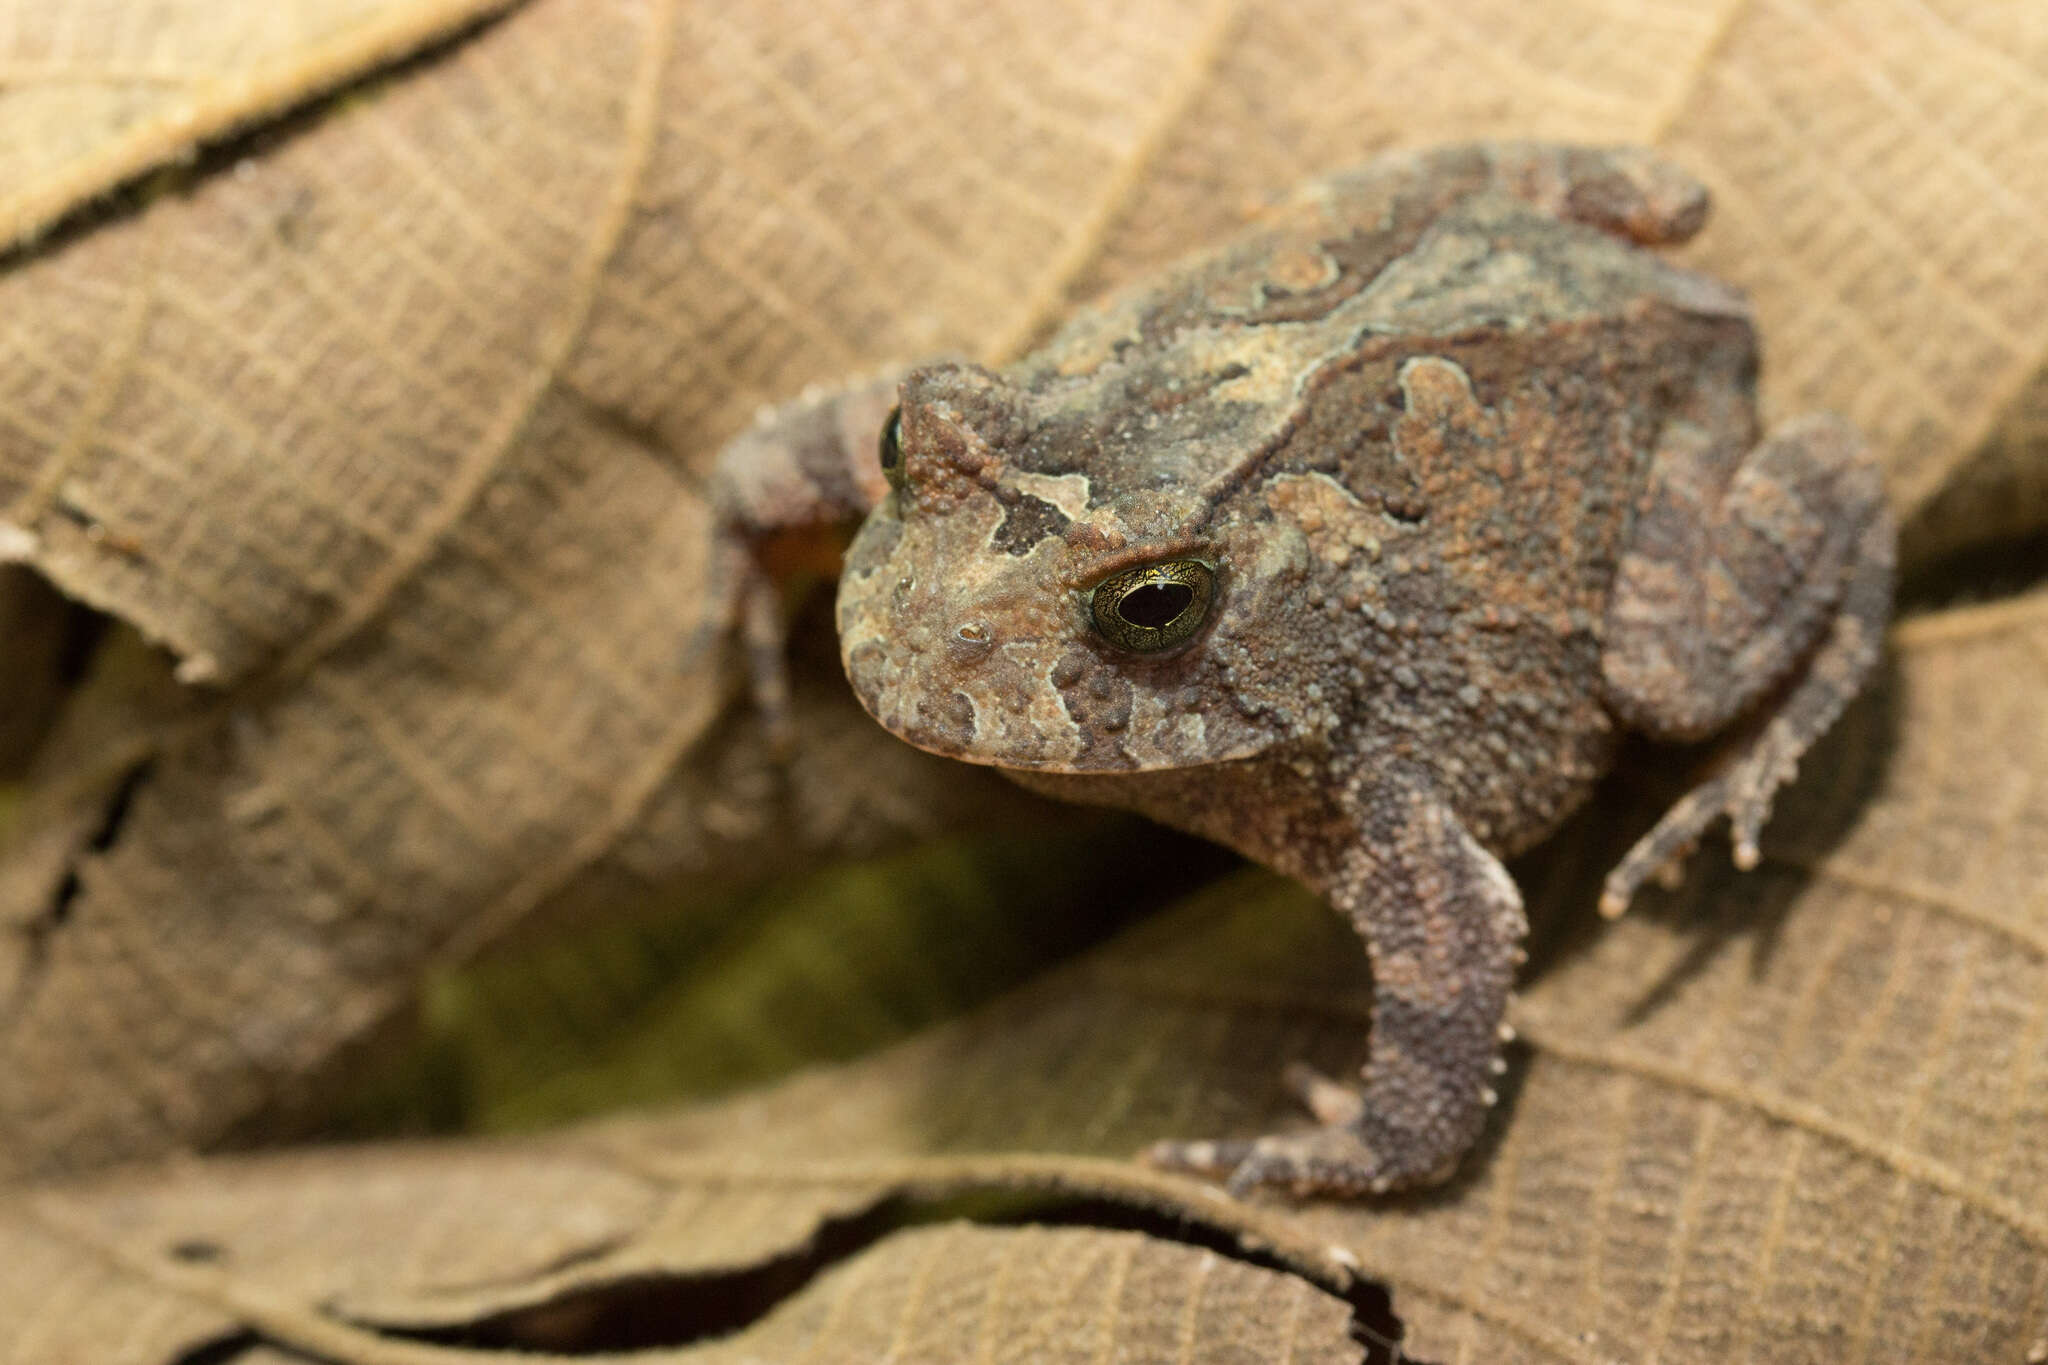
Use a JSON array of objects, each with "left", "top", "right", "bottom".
[
  {"left": 877, "top": 405, "right": 906, "bottom": 491},
  {"left": 1089, "top": 559, "right": 1216, "bottom": 653}
]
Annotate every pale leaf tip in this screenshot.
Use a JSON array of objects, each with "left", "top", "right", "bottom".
[
  {"left": 0, "top": 522, "right": 39, "bottom": 561},
  {"left": 174, "top": 653, "right": 221, "bottom": 685}
]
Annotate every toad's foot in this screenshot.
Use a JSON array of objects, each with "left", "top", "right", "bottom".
[
  {"left": 1598, "top": 714, "right": 1797, "bottom": 917},
  {"left": 1147, "top": 1063, "right": 1477, "bottom": 1197}
]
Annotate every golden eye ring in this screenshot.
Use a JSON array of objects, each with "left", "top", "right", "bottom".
[{"left": 1089, "top": 559, "right": 1215, "bottom": 653}]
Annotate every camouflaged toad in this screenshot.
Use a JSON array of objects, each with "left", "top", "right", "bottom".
[{"left": 711, "top": 143, "right": 1894, "bottom": 1197}]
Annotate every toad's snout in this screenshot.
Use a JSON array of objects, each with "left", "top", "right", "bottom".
[{"left": 839, "top": 600, "right": 1085, "bottom": 769}]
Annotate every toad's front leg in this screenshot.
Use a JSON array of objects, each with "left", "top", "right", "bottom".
[
  {"left": 702, "top": 370, "right": 906, "bottom": 751},
  {"left": 1151, "top": 788, "right": 1525, "bottom": 1196}
]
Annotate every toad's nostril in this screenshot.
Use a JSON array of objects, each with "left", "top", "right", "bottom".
[{"left": 950, "top": 622, "right": 995, "bottom": 660}]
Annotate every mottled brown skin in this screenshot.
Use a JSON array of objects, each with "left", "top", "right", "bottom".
[{"left": 711, "top": 144, "right": 1895, "bottom": 1197}]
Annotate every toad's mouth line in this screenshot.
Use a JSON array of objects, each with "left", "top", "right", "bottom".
[{"left": 841, "top": 671, "right": 1251, "bottom": 777}]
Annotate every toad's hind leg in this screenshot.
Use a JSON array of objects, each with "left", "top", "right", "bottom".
[{"left": 1599, "top": 414, "right": 1894, "bottom": 916}]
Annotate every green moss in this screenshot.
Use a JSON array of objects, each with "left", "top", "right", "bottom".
[{"left": 320, "top": 818, "right": 1231, "bottom": 1139}]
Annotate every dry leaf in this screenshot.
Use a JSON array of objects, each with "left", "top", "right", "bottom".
[
  {"left": 9, "top": 568, "right": 2045, "bottom": 1362},
  {"left": 5, "top": 1135, "right": 1370, "bottom": 1363},
  {"left": 1902, "top": 362, "right": 2048, "bottom": 571},
  {"left": 0, "top": 0, "right": 521, "bottom": 252},
  {"left": 0, "top": 567, "right": 78, "bottom": 775},
  {"left": 580, "top": 604, "right": 2048, "bottom": 1362},
  {"left": 5, "top": 0, "right": 2042, "bottom": 1357},
  {"left": 2, "top": 0, "right": 2044, "bottom": 1235}
]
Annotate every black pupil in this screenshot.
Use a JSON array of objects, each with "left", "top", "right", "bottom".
[{"left": 1118, "top": 581, "right": 1193, "bottom": 629}]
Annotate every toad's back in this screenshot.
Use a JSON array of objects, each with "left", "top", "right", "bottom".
[
  {"left": 998, "top": 145, "right": 1755, "bottom": 516},
  {"left": 970, "top": 151, "right": 1766, "bottom": 851}
]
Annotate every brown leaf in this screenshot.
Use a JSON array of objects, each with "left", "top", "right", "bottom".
[
  {"left": 598, "top": 601, "right": 2048, "bottom": 1363},
  {"left": 10, "top": 594, "right": 2046, "bottom": 1363},
  {"left": 0, "top": 567, "right": 75, "bottom": 774},
  {"left": 1, "top": 0, "right": 1077, "bottom": 1176},
  {"left": 2, "top": 0, "right": 2045, "bottom": 1212},
  {"left": 7, "top": 1137, "right": 1368, "bottom": 1363},
  {"left": 0, "top": 0, "right": 521, "bottom": 252},
  {"left": 1901, "top": 359, "right": 2048, "bottom": 570}
]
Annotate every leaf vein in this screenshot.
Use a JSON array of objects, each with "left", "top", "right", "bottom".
[{"left": 1516, "top": 1026, "right": 2048, "bottom": 1250}]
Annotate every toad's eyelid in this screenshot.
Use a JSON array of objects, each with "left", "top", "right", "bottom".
[{"left": 1063, "top": 539, "right": 1214, "bottom": 590}]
